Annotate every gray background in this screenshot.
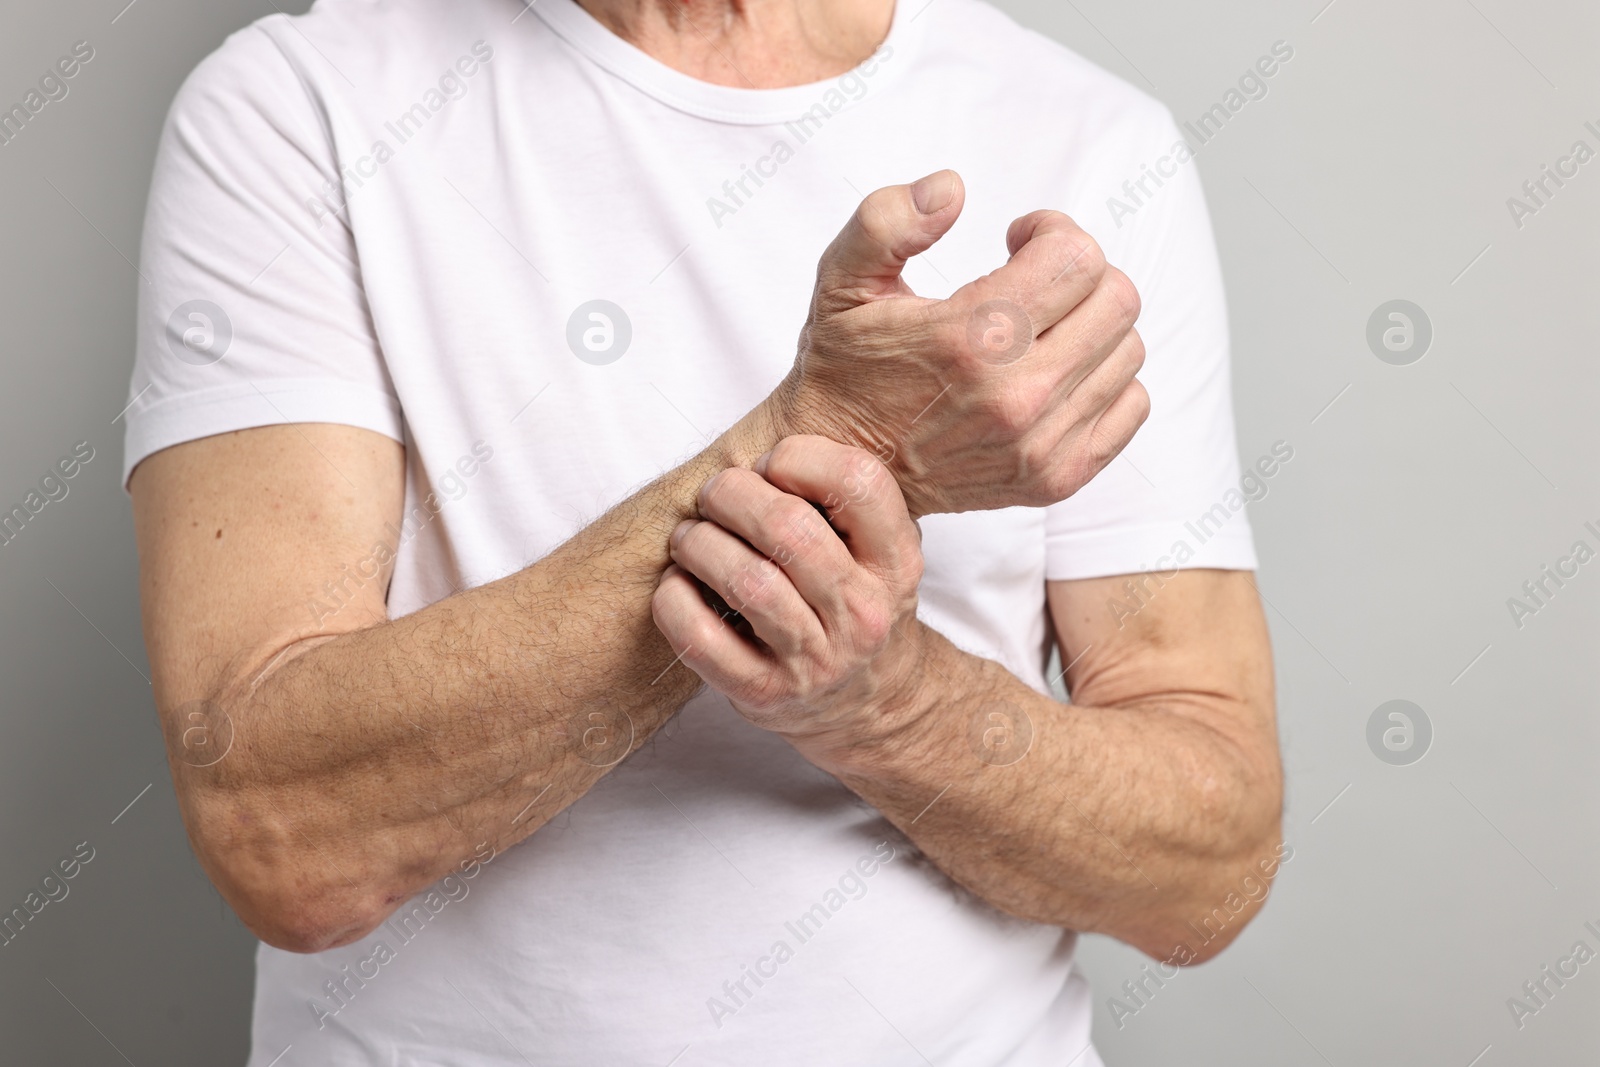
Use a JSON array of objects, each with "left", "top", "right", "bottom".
[{"left": 0, "top": 0, "right": 1594, "bottom": 1062}]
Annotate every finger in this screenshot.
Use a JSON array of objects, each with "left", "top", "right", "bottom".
[
  {"left": 1064, "top": 327, "right": 1146, "bottom": 420},
  {"left": 814, "top": 170, "right": 966, "bottom": 312},
  {"left": 697, "top": 468, "right": 856, "bottom": 619},
  {"left": 1083, "top": 377, "right": 1152, "bottom": 476},
  {"left": 670, "top": 519, "right": 823, "bottom": 657},
  {"left": 651, "top": 565, "right": 770, "bottom": 695},
  {"left": 1022, "top": 326, "right": 1145, "bottom": 487},
  {"left": 951, "top": 210, "right": 1108, "bottom": 342},
  {"left": 754, "top": 436, "right": 918, "bottom": 580},
  {"left": 1025, "top": 265, "right": 1142, "bottom": 398}
]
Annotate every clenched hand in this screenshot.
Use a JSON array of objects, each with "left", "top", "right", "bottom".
[
  {"left": 652, "top": 435, "right": 925, "bottom": 749},
  {"left": 766, "top": 169, "right": 1149, "bottom": 517}
]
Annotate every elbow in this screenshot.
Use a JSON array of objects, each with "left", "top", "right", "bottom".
[
  {"left": 1158, "top": 911, "right": 1251, "bottom": 967},
  {"left": 240, "top": 888, "right": 388, "bottom": 955},
  {"left": 183, "top": 788, "right": 390, "bottom": 954},
  {"left": 1092, "top": 720, "right": 1286, "bottom": 967},
  {"left": 1135, "top": 832, "right": 1291, "bottom": 968},
  {"left": 1123, "top": 782, "right": 1287, "bottom": 967},
  {"left": 1161, "top": 739, "right": 1285, "bottom": 966}
]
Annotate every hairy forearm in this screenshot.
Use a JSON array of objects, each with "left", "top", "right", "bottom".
[
  {"left": 184, "top": 409, "right": 780, "bottom": 951},
  {"left": 801, "top": 624, "right": 1283, "bottom": 961}
]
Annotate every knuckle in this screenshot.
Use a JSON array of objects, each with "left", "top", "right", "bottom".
[
  {"left": 839, "top": 441, "right": 882, "bottom": 475},
  {"left": 859, "top": 447, "right": 893, "bottom": 485},
  {"left": 683, "top": 612, "right": 724, "bottom": 653},
  {"left": 727, "top": 558, "right": 779, "bottom": 610},
  {"left": 1054, "top": 228, "right": 1098, "bottom": 276},
  {"left": 987, "top": 387, "right": 1041, "bottom": 437},
  {"left": 698, "top": 468, "right": 740, "bottom": 511},
  {"left": 1124, "top": 330, "right": 1147, "bottom": 375},
  {"left": 768, "top": 434, "right": 808, "bottom": 469},
  {"left": 767, "top": 497, "right": 827, "bottom": 553},
  {"left": 1071, "top": 233, "right": 1108, "bottom": 284},
  {"left": 1128, "top": 378, "right": 1152, "bottom": 421},
  {"left": 1103, "top": 268, "right": 1141, "bottom": 324},
  {"left": 851, "top": 596, "right": 894, "bottom": 649},
  {"left": 1032, "top": 208, "right": 1079, "bottom": 236},
  {"left": 854, "top": 194, "right": 882, "bottom": 229},
  {"left": 738, "top": 672, "right": 783, "bottom": 715},
  {"left": 763, "top": 494, "right": 808, "bottom": 527},
  {"left": 1018, "top": 439, "right": 1056, "bottom": 494},
  {"left": 901, "top": 543, "right": 926, "bottom": 588},
  {"left": 1090, "top": 423, "right": 1122, "bottom": 465},
  {"left": 1100, "top": 410, "right": 1132, "bottom": 450},
  {"left": 855, "top": 192, "right": 900, "bottom": 246},
  {"left": 836, "top": 449, "right": 888, "bottom": 506},
  {"left": 676, "top": 519, "right": 714, "bottom": 558},
  {"left": 1018, "top": 438, "right": 1089, "bottom": 506},
  {"left": 1087, "top": 409, "right": 1137, "bottom": 470},
  {"left": 1039, "top": 464, "right": 1085, "bottom": 506}
]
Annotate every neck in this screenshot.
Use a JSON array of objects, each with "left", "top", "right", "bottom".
[{"left": 573, "top": 0, "right": 896, "bottom": 87}]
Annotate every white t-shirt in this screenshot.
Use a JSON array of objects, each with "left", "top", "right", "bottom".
[{"left": 124, "top": 1, "right": 1255, "bottom": 1063}]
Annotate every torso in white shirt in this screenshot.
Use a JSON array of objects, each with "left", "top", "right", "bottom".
[{"left": 124, "top": 1, "right": 1254, "bottom": 1062}]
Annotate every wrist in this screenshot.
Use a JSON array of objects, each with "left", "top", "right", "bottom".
[
  {"left": 764, "top": 371, "right": 878, "bottom": 458},
  {"left": 715, "top": 399, "right": 785, "bottom": 471},
  {"left": 759, "top": 372, "right": 934, "bottom": 520},
  {"left": 654, "top": 405, "right": 781, "bottom": 531}
]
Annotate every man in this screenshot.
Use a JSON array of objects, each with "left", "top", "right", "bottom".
[{"left": 125, "top": 0, "right": 1282, "bottom": 1063}]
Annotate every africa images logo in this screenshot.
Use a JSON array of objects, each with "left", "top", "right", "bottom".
[
  {"left": 166, "top": 300, "right": 232, "bottom": 366},
  {"left": 566, "top": 300, "right": 633, "bottom": 366}
]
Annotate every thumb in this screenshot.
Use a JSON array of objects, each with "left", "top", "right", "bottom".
[{"left": 814, "top": 170, "right": 964, "bottom": 312}]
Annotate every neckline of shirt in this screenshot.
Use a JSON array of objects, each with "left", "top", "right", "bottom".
[{"left": 527, "top": 0, "right": 924, "bottom": 126}]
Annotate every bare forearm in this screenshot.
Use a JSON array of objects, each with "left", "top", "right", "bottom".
[
  {"left": 183, "top": 409, "right": 779, "bottom": 950},
  {"left": 801, "top": 625, "right": 1283, "bottom": 960}
]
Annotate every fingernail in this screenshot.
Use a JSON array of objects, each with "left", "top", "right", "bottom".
[
  {"left": 671, "top": 519, "right": 696, "bottom": 549},
  {"left": 753, "top": 451, "right": 772, "bottom": 476},
  {"left": 911, "top": 171, "right": 954, "bottom": 215}
]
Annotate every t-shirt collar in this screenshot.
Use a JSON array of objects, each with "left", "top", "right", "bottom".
[{"left": 527, "top": 0, "right": 920, "bottom": 125}]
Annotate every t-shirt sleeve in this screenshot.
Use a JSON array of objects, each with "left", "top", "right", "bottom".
[
  {"left": 1043, "top": 109, "right": 1257, "bottom": 580},
  {"left": 121, "top": 18, "right": 403, "bottom": 488}
]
